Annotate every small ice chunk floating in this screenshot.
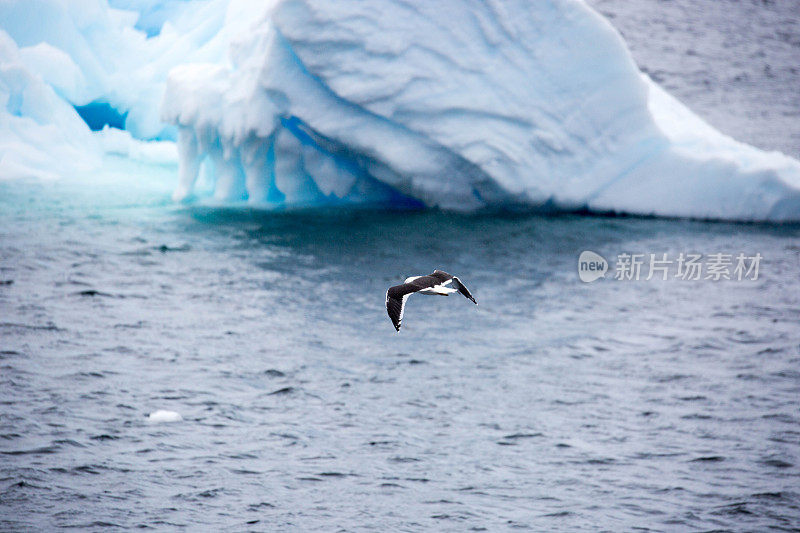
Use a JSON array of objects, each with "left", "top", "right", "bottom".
[{"left": 147, "top": 410, "right": 183, "bottom": 423}]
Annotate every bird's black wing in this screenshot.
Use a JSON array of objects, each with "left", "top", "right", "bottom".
[
  {"left": 385, "top": 275, "right": 443, "bottom": 331},
  {"left": 385, "top": 284, "right": 409, "bottom": 331},
  {"left": 451, "top": 276, "right": 477, "bottom": 304},
  {"left": 432, "top": 270, "right": 476, "bottom": 304},
  {"left": 431, "top": 270, "right": 453, "bottom": 283}
]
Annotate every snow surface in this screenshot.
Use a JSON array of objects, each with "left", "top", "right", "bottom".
[{"left": 2, "top": 0, "right": 800, "bottom": 220}]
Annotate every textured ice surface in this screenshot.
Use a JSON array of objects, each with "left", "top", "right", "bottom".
[
  {"left": 161, "top": 0, "right": 800, "bottom": 219},
  {"left": 0, "top": 30, "right": 176, "bottom": 179},
  {"left": 0, "top": 0, "right": 230, "bottom": 178},
  {"left": 0, "top": 0, "right": 245, "bottom": 139},
  {"left": 2, "top": 0, "right": 800, "bottom": 219},
  {"left": 0, "top": 32, "right": 100, "bottom": 180}
]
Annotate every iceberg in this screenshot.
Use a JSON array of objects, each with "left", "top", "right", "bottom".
[
  {"left": 0, "top": 28, "right": 176, "bottom": 180},
  {"left": 0, "top": 0, "right": 240, "bottom": 179},
  {"left": 0, "top": 0, "right": 254, "bottom": 140},
  {"left": 1, "top": 0, "right": 799, "bottom": 220},
  {"left": 0, "top": 31, "right": 100, "bottom": 180},
  {"left": 159, "top": 0, "right": 800, "bottom": 220}
]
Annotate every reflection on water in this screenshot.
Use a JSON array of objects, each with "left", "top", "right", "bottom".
[{"left": 1, "top": 179, "right": 799, "bottom": 530}]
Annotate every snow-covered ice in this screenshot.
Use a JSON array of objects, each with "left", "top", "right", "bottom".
[{"left": 2, "top": 0, "right": 800, "bottom": 220}]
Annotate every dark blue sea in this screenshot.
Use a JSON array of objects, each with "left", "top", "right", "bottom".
[{"left": 1, "top": 175, "right": 799, "bottom": 531}]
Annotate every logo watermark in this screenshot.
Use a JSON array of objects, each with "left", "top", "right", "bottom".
[
  {"left": 578, "top": 250, "right": 608, "bottom": 283},
  {"left": 579, "top": 251, "right": 762, "bottom": 282}
]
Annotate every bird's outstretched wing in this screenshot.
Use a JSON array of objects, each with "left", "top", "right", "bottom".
[
  {"left": 432, "top": 270, "right": 477, "bottom": 304},
  {"left": 451, "top": 276, "right": 477, "bottom": 305},
  {"left": 385, "top": 285, "right": 409, "bottom": 331}
]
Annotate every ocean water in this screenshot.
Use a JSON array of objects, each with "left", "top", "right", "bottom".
[{"left": 1, "top": 176, "right": 799, "bottom": 531}]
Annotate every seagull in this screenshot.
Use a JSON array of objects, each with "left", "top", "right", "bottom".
[{"left": 385, "top": 270, "right": 477, "bottom": 331}]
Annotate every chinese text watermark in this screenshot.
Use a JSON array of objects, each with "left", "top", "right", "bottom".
[{"left": 579, "top": 251, "right": 761, "bottom": 282}]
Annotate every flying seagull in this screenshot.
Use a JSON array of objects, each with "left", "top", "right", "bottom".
[{"left": 385, "top": 270, "right": 477, "bottom": 331}]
